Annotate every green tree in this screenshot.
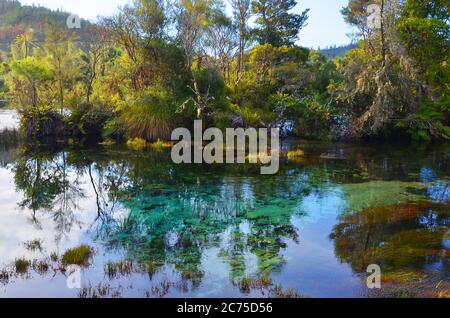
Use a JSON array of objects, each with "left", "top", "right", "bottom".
[
  {"left": 43, "top": 22, "right": 83, "bottom": 113},
  {"left": 251, "top": 0, "right": 309, "bottom": 47}
]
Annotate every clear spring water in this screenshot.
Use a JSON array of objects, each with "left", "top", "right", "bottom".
[{"left": 0, "top": 130, "right": 448, "bottom": 297}]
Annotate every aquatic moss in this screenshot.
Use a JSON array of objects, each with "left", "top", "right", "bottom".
[
  {"left": 62, "top": 245, "right": 93, "bottom": 266},
  {"left": 245, "top": 205, "right": 292, "bottom": 225},
  {"left": 341, "top": 181, "right": 428, "bottom": 213}
]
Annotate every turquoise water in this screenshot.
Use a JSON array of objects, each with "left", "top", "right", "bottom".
[{"left": 0, "top": 128, "right": 448, "bottom": 297}]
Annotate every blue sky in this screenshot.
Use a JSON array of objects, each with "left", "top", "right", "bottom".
[{"left": 20, "top": 0, "right": 354, "bottom": 48}]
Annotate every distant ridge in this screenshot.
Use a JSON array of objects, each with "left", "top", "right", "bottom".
[
  {"left": 319, "top": 43, "right": 357, "bottom": 59},
  {"left": 0, "top": 0, "right": 94, "bottom": 50}
]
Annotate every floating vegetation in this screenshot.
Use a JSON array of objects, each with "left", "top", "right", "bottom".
[
  {"left": 14, "top": 258, "right": 30, "bottom": 274},
  {"left": 24, "top": 239, "right": 44, "bottom": 252},
  {"left": 150, "top": 139, "right": 172, "bottom": 150},
  {"left": 62, "top": 245, "right": 93, "bottom": 266},
  {"left": 126, "top": 138, "right": 147, "bottom": 151}
]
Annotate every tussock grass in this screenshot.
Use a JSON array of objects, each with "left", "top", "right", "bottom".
[
  {"left": 15, "top": 258, "right": 30, "bottom": 273},
  {"left": 62, "top": 245, "right": 93, "bottom": 266}
]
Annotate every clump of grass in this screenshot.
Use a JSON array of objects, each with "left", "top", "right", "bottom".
[
  {"left": 105, "top": 260, "right": 133, "bottom": 279},
  {"left": 126, "top": 137, "right": 147, "bottom": 151},
  {"left": 287, "top": 149, "right": 305, "bottom": 160},
  {"left": 15, "top": 258, "right": 30, "bottom": 274},
  {"left": 50, "top": 252, "right": 59, "bottom": 262},
  {"left": 62, "top": 245, "right": 93, "bottom": 266},
  {"left": 24, "top": 239, "right": 43, "bottom": 252},
  {"left": 150, "top": 139, "right": 172, "bottom": 150}
]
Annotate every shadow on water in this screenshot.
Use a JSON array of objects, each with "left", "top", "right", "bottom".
[{"left": 0, "top": 131, "right": 448, "bottom": 297}]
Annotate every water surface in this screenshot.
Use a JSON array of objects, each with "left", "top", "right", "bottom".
[
  {"left": 0, "top": 133, "right": 448, "bottom": 298},
  {"left": 0, "top": 109, "right": 19, "bottom": 131}
]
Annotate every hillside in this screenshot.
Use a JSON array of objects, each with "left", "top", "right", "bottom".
[
  {"left": 0, "top": 0, "right": 94, "bottom": 50},
  {"left": 320, "top": 43, "right": 357, "bottom": 59}
]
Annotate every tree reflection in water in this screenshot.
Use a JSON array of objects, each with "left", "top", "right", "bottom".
[{"left": 2, "top": 138, "right": 448, "bottom": 297}]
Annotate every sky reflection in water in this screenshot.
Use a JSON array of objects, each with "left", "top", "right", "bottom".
[{"left": 0, "top": 125, "right": 448, "bottom": 297}]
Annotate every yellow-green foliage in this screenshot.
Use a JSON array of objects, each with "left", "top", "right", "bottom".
[
  {"left": 287, "top": 149, "right": 305, "bottom": 160},
  {"left": 127, "top": 138, "right": 147, "bottom": 151},
  {"left": 119, "top": 87, "right": 175, "bottom": 141},
  {"left": 150, "top": 139, "right": 172, "bottom": 150},
  {"left": 62, "top": 245, "right": 92, "bottom": 266}
]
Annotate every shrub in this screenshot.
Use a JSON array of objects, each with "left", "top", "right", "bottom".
[
  {"left": 20, "top": 106, "right": 67, "bottom": 139},
  {"left": 120, "top": 87, "right": 176, "bottom": 141}
]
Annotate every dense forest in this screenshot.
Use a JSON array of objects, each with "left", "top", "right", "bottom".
[{"left": 0, "top": 0, "right": 448, "bottom": 142}]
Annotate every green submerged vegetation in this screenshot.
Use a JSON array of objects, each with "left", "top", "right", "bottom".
[
  {"left": 0, "top": 0, "right": 448, "bottom": 144},
  {"left": 0, "top": 138, "right": 446, "bottom": 297}
]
